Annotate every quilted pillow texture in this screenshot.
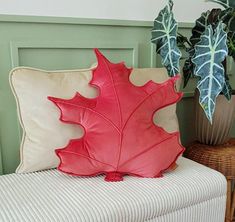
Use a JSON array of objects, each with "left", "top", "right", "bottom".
[{"left": 10, "top": 61, "right": 181, "bottom": 174}]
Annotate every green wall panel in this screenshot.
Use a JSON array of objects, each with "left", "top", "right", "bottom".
[
  {"left": 18, "top": 48, "right": 137, "bottom": 69},
  {"left": 0, "top": 15, "right": 231, "bottom": 175}
]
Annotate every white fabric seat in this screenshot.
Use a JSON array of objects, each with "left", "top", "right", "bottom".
[{"left": 0, "top": 157, "right": 227, "bottom": 222}]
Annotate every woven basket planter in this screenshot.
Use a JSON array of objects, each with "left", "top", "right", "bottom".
[{"left": 195, "top": 90, "right": 235, "bottom": 145}]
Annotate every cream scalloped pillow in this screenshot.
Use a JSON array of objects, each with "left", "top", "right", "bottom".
[{"left": 10, "top": 67, "right": 180, "bottom": 173}]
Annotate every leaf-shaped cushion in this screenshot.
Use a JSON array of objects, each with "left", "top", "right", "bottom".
[{"left": 48, "top": 49, "right": 185, "bottom": 182}]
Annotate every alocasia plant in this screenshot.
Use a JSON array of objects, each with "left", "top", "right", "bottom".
[
  {"left": 181, "top": 11, "right": 211, "bottom": 87},
  {"left": 182, "top": 9, "right": 232, "bottom": 87},
  {"left": 151, "top": 0, "right": 181, "bottom": 77},
  {"left": 48, "top": 49, "right": 184, "bottom": 182},
  {"left": 177, "top": 0, "right": 235, "bottom": 122},
  {"left": 192, "top": 22, "right": 228, "bottom": 123},
  {"left": 190, "top": 11, "right": 211, "bottom": 46}
]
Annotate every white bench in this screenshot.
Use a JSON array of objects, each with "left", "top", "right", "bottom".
[{"left": 0, "top": 157, "right": 226, "bottom": 222}]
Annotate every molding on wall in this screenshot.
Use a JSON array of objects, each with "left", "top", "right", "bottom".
[
  {"left": 0, "top": 14, "right": 194, "bottom": 28},
  {"left": 10, "top": 41, "right": 139, "bottom": 68}
]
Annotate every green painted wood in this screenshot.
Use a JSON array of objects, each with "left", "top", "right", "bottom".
[
  {"left": 10, "top": 41, "right": 139, "bottom": 68},
  {"left": 0, "top": 14, "right": 193, "bottom": 28},
  {"left": 0, "top": 14, "right": 202, "bottom": 175}
]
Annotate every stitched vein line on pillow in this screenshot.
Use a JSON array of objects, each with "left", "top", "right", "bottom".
[
  {"left": 119, "top": 132, "right": 180, "bottom": 168},
  {"left": 52, "top": 102, "right": 121, "bottom": 133},
  {"left": 102, "top": 55, "right": 123, "bottom": 128},
  {"left": 53, "top": 78, "right": 180, "bottom": 171},
  {"left": 49, "top": 49, "right": 184, "bottom": 179}
]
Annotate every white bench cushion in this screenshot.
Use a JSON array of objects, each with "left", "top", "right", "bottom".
[{"left": 0, "top": 157, "right": 226, "bottom": 222}]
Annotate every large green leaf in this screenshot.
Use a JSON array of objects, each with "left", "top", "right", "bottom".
[
  {"left": 182, "top": 11, "right": 211, "bottom": 87},
  {"left": 190, "top": 11, "right": 211, "bottom": 46},
  {"left": 151, "top": 0, "right": 181, "bottom": 77},
  {"left": 206, "top": 0, "right": 235, "bottom": 9},
  {"left": 183, "top": 7, "right": 234, "bottom": 88},
  {"left": 190, "top": 9, "right": 230, "bottom": 47},
  {"left": 192, "top": 22, "right": 228, "bottom": 123}
]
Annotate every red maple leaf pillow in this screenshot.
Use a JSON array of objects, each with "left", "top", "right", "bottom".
[{"left": 48, "top": 49, "right": 185, "bottom": 182}]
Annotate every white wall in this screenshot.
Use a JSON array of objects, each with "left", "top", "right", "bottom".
[{"left": 0, "top": 0, "right": 222, "bottom": 22}]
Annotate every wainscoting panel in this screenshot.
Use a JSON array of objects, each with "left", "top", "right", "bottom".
[{"left": 10, "top": 41, "right": 139, "bottom": 68}]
